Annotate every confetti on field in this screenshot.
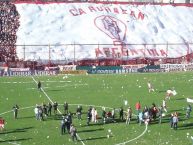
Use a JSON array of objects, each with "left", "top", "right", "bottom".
[
  {"left": 108, "top": 129, "right": 111, "bottom": 133},
  {"left": 124, "top": 100, "right": 128, "bottom": 106}
]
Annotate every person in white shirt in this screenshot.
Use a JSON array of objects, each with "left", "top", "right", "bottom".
[
  {"left": 34, "top": 105, "right": 39, "bottom": 120},
  {"left": 162, "top": 99, "right": 167, "bottom": 112},
  {"left": 147, "top": 81, "right": 154, "bottom": 93}
]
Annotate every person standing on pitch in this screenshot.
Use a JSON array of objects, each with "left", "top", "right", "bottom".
[
  {"left": 173, "top": 112, "right": 179, "bottom": 130},
  {"left": 0, "top": 117, "right": 5, "bottom": 131},
  {"left": 12, "top": 104, "right": 19, "bottom": 119},
  {"left": 162, "top": 99, "right": 167, "bottom": 112},
  {"left": 147, "top": 81, "right": 154, "bottom": 93},
  {"left": 158, "top": 106, "right": 163, "bottom": 124},
  {"left": 135, "top": 101, "right": 141, "bottom": 123},
  {"left": 38, "top": 81, "right": 41, "bottom": 91},
  {"left": 76, "top": 105, "right": 82, "bottom": 120},
  {"left": 119, "top": 107, "right": 124, "bottom": 121},
  {"left": 70, "top": 124, "right": 78, "bottom": 142},
  {"left": 186, "top": 104, "right": 192, "bottom": 119},
  {"left": 53, "top": 102, "right": 58, "bottom": 115},
  {"left": 126, "top": 107, "right": 132, "bottom": 125},
  {"left": 87, "top": 109, "right": 92, "bottom": 126},
  {"left": 61, "top": 116, "right": 66, "bottom": 135},
  {"left": 47, "top": 102, "right": 52, "bottom": 116},
  {"left": 64, "top": 102, "right": 68, "bottom": 114}
]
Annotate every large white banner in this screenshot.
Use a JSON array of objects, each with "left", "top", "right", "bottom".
[{"left": 15, "top": 3, "right": 193, "bottom": 61}]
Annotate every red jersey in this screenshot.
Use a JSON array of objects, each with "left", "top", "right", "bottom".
[
  {"left": 0, "top": 119, "right": 5, "bottom": 125},
  {"left": 135, "top": 102, "right": 141, "bottom": 110}
]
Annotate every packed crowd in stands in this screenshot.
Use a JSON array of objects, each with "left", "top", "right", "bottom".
[{"left": 0, "top": 1, "right": 20, "bottom": 62}]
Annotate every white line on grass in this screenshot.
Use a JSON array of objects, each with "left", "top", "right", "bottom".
[
  {"left": 0, "top": 80, "right": 71, "bottom": 84},
  {"left": 115, "top": 124, "right": 148, "bottom": 145},
  {"left": 44, "top": 80, "right": 72, "bottom": 83},
  {"left": 26, "top": 83, "right": 88, "bottom": 90},
  {"left": 0, "top": 106, "right": 34, "bottom": 116},
  {"left": 31, "top": 76, "right": 86, "bottom": 145},
  {"left": 0, "top": 81, "right": 33, "bottom": 84}
]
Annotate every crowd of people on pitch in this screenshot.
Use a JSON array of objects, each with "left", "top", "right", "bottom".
[
  {"left": 33, "top": 101, "right": 78, "bottom": 141},
  {"left": 0, "top": 100, "right": 192, "bottom": 142},
  {"left": 32, "top": 100, "right": 192, "bottom": 131},
  {"left": 34, "top": 102, "right": 58, "bottom": 121},
  {"left": 0, "top": 1, "right": 20, "bottom": 61}
]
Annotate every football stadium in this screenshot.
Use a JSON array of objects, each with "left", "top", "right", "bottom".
[{"left": 0, "top": 0, "right": 193, "bottom": 145}]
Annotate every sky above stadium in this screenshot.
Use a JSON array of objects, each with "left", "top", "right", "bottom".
[{"left": 15, "top": 3, "right": 193, "bottom": 61}]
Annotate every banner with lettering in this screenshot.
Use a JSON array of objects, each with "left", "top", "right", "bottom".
[{"left": 15, "top": 3, "right": 193, "bottom": 61}]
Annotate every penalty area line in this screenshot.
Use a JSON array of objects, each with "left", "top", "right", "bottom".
[{"left": 31, "top": 76, "right": 86, "bottom": 145}]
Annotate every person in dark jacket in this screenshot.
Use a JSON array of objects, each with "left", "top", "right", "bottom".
[{"left": 12, "top": 104, "right": 19, "bottom": 119}]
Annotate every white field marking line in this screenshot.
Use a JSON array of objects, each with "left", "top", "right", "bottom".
[
  {"left": 31, "top": 76, "right": 86, "bottom": 145},
  {"left": 115, "top": 124, "right": 148, "bottom": 145},
  {"left": 55, "top": 84, "right": 88, "bottom": 87},
  {"left": 0, "top": 138, "right": 21, "bottom": 145},
  {"left": 0, "top": 104, "right": 147, "bottom": 145},
  {"left": 44, "top": 80, "right": 71, "bottom": 83},
  {"left": 26, "top": 83, "right": 88, "bottom": 90},
  {"left": 0, "top": 80, "right": 71, "bottom": 84},
  {"left": 0, "top": 106, "right": 34, "bottom": 116},
  {"left": 0, "top": 81, "right": 33, "bottom": 84}
]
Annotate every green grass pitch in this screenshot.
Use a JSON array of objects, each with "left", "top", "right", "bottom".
[{"left": 0, "top": 72, "right": 193, "bottom": 145}]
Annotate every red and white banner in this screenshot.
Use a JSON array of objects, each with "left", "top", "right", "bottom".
[{"left": 15, "top": 3, "right": 193, "bottom": 61}]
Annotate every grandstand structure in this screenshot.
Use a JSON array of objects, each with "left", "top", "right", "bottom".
[{"left": 0, "top": 0, "right": 193, "bottom": 68}]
